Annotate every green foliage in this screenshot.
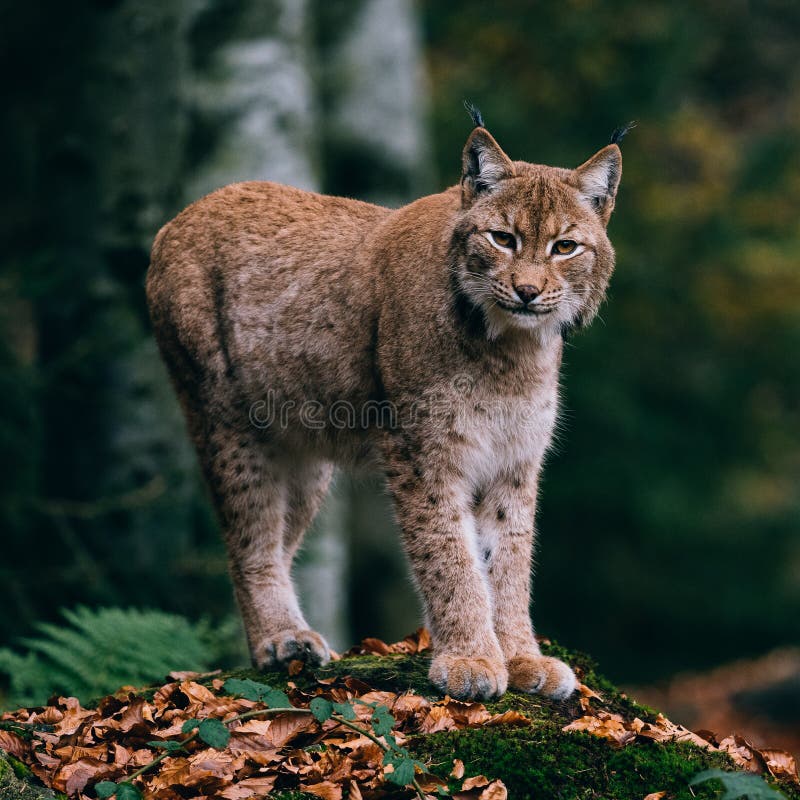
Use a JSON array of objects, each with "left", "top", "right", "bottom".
[
  {"left": 690, "top": 769, "right": 787, "bottom": 800},
  {"left": 309, "top": 697, "right": 333, "bottom": 722},
  {"left": 383, "top": 749, "right": 425, "bottom": 787},
  {"left": 368, "top": 703, "right": 395, "bottom": 737},
  {"left": 197, "top": 718, "right": 231, "bottom": 748},
  {"left": 147, "top": 740, "right": 183, "bottom": 752},
  {"left": 222, "top": 678, "right": 289, "bottom": 708},
  {"left": 114, "top": 784, "right": 142, "bottom": 800},
  {"left": 0, "top": 607, "right": 216, "bottom": 709},
  {"left": 332, "top": 701, "right": 356, "bottom": 721}
]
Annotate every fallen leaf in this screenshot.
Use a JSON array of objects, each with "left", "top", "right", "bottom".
[
  {"left": 643, "top": 793, "right": 667, "bottom": 800},
  {"left": 563, "top": 713, "right": 636, "bottom": 746},
  {"left": 418, "top": 704, "right": 458, "bottom": 734},
  {"left": 484, "top": 710, "right": 530, "bottom": 727},
  {"left": 759, "top": 748, "right": 798, "bottom": 781},
  {"left": 579, "top": 683, "right": 604, "bottom": 712},
  {"left": 718, "top": 735, "right": 762, "bottom": 772},
  {"left": 462, "top": 775, "right": 490, "bottom": 791},
  {"left": 0, "top": 729, "right": 28, "bottom": 758},
  {"left": 301, "top": 780, "right": 343, "bottom": 799},
  {"left": 347, "top": 779, "right": 363, "bottom": 799},
  {"left": 451, "top": 758, "right": 465, "bottom": 779},
  {"left": 53, "top": 697, "right": 96, "bottom": 736},
  {"left": 480, "top": 779, "right": 508, "bottom": 800}
]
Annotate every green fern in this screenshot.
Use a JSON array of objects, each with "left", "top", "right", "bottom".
[
  {"left": 690, "top": 769, "right": 787, "bottom": 799},
  {"left": 0, "top": 606, "right": 223, "bottom": 709}
]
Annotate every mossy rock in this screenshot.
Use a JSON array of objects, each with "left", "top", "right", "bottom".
[
  {"left": 0, "top": 751, "right": 61, "bottom": 799},
  {"left": 6, "top": 642, "right": 799, "bottom": 800}
]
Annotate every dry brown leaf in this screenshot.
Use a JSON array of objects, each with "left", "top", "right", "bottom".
[
  {"left": 347, "top": 779, "right": 363, "bottom": 799},
  {"left": 643, "top": 793, "right": 667, "bottom": 800},
  {"left": 451, "top": 758, "right": 465, "bottom": 779},
  {"left": 149, "top": 756, "right": 192, "bottom": 790},
  {"left": 168, "top": 669, "right": 220, "bottom": 681},
  {"left": 33, "top": 750, "right": 61, "bottom": 770},
  {"left": 54, "top": 757, "right": 114, "bottom": 795},
  {"left": 53, "top": 744, "right": 107, "bottom": 762},
  {"left": 694, "top": 728, "right": 719, "bottom": 746},
  {"left": 563, "top": 713, "right": 636, "bottom": 746},
  {"left": 392, "top": 692, "right": 431, "bottom": 723},
  {"left": 113, "top": 697, "right": 155, "bottom": 733},
  {"left": 0, "top": 729, "right": 28, "bottom": 758},
  {"left": 288, "top": 659, "right": 305, "bottom": 676},
  {"left": 454, "top": 776, "right": 508, "bottom": 800},
  {"left": 759, "top": 748, "right": 798, "bottom": 781},
  {"left": 418, "top": 704, "right": 459, "bottom": 734},
  {"left": 462, "top": 774, "right": 490, "bottom": 791},
  {"left": 440, "top": 696, "right": 491, "bottom": 726},
  {"left": 179, "top": 680, "right": 218, "bottom": 705},
  {"left": 53, "top": 697, "right": 96, "bottom": 736},
  {"left": 480, "top": 780, "right": 508, "bottom": 800},
  {"left": 417, "top": 772, "right": 449, "bottom": 793},
  {"left": 484, "top": 710, "right": 530, "bottom": 727},
  {"left": 579, "top": 683, "right": 604, "bottom": 712},
  {"left": 31, "top": 706, "right": 64, "bottom": 725},
  {"left": 301, "top": 780, "right": 343, "bottom": 799},
  {"left": 359, "top": 637, "right": 392, "bottom": 655},
  {"left": 343, "top": 627, "right": 431, "bottom": 656},
  {"left": 718, "top": 735, "right": 762, "bottom": 772}
]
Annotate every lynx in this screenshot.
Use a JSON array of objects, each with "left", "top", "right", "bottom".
[{"left": 146, "top": 108, "right": 624, "bottom": 700}]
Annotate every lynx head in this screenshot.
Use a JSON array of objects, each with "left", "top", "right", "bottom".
[{"left": 450, "top": 111, "right": 626, "bottom": 341}]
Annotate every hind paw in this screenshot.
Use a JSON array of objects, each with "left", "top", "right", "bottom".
[{"left": 507, "top": 654, "right": 577, "bottom": 699}]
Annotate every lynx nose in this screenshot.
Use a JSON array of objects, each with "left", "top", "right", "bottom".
[{"left": 514, "top": 284, "right": 541, "bottom": 305}]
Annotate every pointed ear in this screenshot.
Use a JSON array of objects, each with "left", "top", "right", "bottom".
[
  {"left": 461, "top": 128, "right": 515, "bottom": 204},
  {"left": 574, "top": 144, "right": 622, "bottom": 224}
]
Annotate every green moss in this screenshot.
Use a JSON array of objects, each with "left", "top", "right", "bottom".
[
  {"left": 5, "top": 752, "right": 33, "bottom": 781},
  {"left": 0, "top": 752, "right": 61, "bottom": 799},
  {"left": 415, "top": 727, "right": 733, "bottom": 800},
  {"left": 317, "top": 653, "right": 433, "bottom": 692},
  {"left": 223, "top": 652, "right": 433, "bottom": 696}
]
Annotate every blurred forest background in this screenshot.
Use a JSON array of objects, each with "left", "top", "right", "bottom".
[{"left": 1, "top": 0, "right": 798, "bottom": 730}]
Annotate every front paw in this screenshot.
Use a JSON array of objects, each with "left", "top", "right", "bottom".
[
  {"left": 429, "top": 653, "right": 508, "bottom": 700},
  {"left": 254, "top": 629, "right": 330, "bottom": 669},
  {"left": 507, "top": 654, "right": 577, "bottom": 699}
]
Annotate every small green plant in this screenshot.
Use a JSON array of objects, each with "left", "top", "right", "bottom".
[
  {"left": 93, "top": 676, "right": 426, "bottom": 799},
  {"left": 690, "top": 768, "right": 787, "bottom": 799},
  {"left": 0, "top": 607, "right": 219, "bottom": 708}
]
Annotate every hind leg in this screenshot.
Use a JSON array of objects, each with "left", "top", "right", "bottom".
[
  {"left": 200, "top": 420, "right": 331, "bottom": 668},
  {"left": 283, "top": 461, "right": 335, "bottom": 565}
]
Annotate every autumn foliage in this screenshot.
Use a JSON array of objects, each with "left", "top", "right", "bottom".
[{"left": 1, "top": 631, "right": 798, "bottom": 800}]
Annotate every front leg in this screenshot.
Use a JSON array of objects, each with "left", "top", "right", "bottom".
[
  {"left": 383, "top": 438, "right": 507, "bottom": 700},
  {"left": 476, "top": 466, "right": 577, "bottom": 699}
]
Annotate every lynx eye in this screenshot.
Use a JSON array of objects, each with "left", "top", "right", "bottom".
[
  {"left": 489, "top": 230, "right": 516, "bottom": 250},
  {"left": 552, "top": 239, "right": 578, "bottom": 256}
]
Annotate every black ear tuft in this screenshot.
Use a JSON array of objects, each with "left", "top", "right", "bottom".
[
  {"left": 463, "top": 100, "right": 485, "bottom": 129},
  {"left": 610, "top": 120, "right": 637, "bottom": 145}
]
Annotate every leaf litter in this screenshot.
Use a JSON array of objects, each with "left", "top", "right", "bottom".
[{"left": 1, "top": 627, "right": 797, "bottom": 798}]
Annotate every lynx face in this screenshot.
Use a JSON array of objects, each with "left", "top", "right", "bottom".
[{"left": 451, "top": 128, "right": 621, "bottom": 340}]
